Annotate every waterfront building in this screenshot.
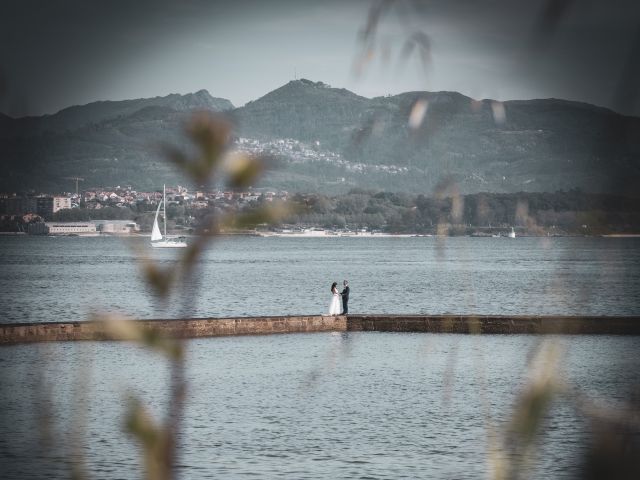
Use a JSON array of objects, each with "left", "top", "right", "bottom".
[
  {"left": 53, "top": 196, "right": 71, "bottom": 213},
  {"left": 93, "top": 220, "right": 140, "bottom": 234},
  {"left": 45, "top": 222, "right": 97, "bottom": 234},
  {"left": 0, "top": 195, "right": 71, "bottom": 219}
]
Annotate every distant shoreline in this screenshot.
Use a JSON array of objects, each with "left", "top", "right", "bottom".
[{"left": 3, "top": 231, "right": 640, "bottom": 238}]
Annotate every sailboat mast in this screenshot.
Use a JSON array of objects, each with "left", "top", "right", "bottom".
[{"left": 163, "top": 184, "right": 167, "bottom": 238}]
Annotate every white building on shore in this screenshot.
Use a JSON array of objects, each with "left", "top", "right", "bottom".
[
  {"left": 42, "top": 221, "right": 140, "bottom": 235},
  {"left": 45, "top": 222, "right": 97, "bottom": 235},
  {"left": 52, "top": 196, "right": 72, "bottom": 213},
  {"left": 93, "top": 220, "right": 140, "bottom": 234}
]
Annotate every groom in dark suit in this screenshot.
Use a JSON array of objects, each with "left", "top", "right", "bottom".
[{"left": 341, "top": 280, "right": 350, "bottom": 315}]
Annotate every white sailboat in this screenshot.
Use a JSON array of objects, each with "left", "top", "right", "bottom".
[
  {"left": 508, "top": 227, "right": 516, "bottom": 238},
  {"left": 151, "top": 185, "right": 187, "bottom": 248}
]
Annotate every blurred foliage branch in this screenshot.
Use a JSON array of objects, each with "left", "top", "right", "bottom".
[{"left": 115, "top": 111, "right": 284, "bottom": 480}]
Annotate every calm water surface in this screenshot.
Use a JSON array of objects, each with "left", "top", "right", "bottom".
[
  {"left": 1, "top": 236, "right": 639, "bottom": 479},
  {"left": 1, "top": 235, "right": 640, "bottom": 323},
  {"left": 1, "top": 333, "right": 639, "bottom": 479}
]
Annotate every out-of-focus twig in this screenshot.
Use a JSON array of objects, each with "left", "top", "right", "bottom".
[
  {"left": 125, "top": 398, "right": 172, "bottom": 480},
  {"left": 491, "top": 340, "right": 564, "bottom": 480},
  {"left": 120, "top": 109, "right": 284, "bottom": 480}
]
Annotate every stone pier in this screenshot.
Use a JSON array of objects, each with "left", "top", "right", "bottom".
[
  {"left": 1, "top": 314, "right": 639, "bottom": 345},
  {"left": 346, "top": 315, "right": 640, "bottom": 335}
]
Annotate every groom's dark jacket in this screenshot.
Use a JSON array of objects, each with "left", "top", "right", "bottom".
[{"left": 341, "top": 286, "right": 350, "bottom": 301}]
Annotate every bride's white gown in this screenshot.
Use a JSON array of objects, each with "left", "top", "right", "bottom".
[{"left": 328, "top": 288, "right": 341, "bottom": 315}]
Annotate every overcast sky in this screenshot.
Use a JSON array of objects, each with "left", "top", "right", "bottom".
[{"left": 1, "top": 0, "right": 639, "bottom": 117}]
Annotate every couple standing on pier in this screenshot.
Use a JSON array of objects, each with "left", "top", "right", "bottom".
[{"left": 328, "top": 280, "right": 350, "bottom": 316}]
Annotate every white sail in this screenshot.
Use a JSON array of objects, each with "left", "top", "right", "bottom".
[
  {"left": 150, "top": 187, "right": 187, "bottom": 248},
  {"left": 151, "top": 200, "right": 163, "bottom": 242}
]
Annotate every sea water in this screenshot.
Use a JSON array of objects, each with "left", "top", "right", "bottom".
[
  {"left": 1, "top": 235, "right": 639, "bottom": 478},
  {"left": 1, "top": 235, "right": 639, "bottom": 323},
  {"left": 1, "top": 332, "right": 639, "bottom": 479}
]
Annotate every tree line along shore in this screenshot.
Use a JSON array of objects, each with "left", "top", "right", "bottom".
[{"left": 2, "top": 190, "right": 639, "bottom": 236}]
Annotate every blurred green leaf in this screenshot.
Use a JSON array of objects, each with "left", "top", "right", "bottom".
[
  {"left": 509, "top": 384, "right": 555, "bottom": 441},
  {"left": 222, "top": 202, "right": 289, "bottom": 231},
  {"left": 493, "top": 341, "right": 562, "bottom": 480},
  {"left": 224, "top": 153, "right": 265, "bottom": 189},
  {"left": 94, "top": 314, "right": 183, "bottom": 360},
  {"left": 142, "top": 260, "right": 174, "bottom": 298},
  {"left": 125, "top": 397, "right": 171, "bottom": 480},
  {"left": 163, "top": 112, "right": 233, "bottom": 185}
]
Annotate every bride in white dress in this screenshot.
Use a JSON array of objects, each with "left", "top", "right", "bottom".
[{"left": 328, "top": 282, "right": 342, "bottom": 316}]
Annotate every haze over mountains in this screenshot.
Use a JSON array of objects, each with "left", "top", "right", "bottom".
[{"left": 2, "top": 79, "right": 639, "bottom": 195}]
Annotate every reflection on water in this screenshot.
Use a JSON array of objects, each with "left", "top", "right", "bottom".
[
  {"left": 1, "top": 332, "right": 639, "bottom": 479},
  {"left": 1, "top": 236, "right": 640, "bottom": 323}
]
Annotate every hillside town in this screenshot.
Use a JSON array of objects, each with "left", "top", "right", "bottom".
[
  {"left": 236, "top": 137, "right": 411, "bottom": 176},
  {"left": 0, "top": 186, "right": 289, "bottom": 235}
]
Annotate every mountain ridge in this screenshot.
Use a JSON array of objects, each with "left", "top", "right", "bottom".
[
  {"left": 7, "top": 89, "right": 234, "bottom": 134},
  {"left": 6, "top": 80, "right": 631, "bottom": 125},
  {"left": 2, "top": 79, "right": 639, "bottom": 195}
]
